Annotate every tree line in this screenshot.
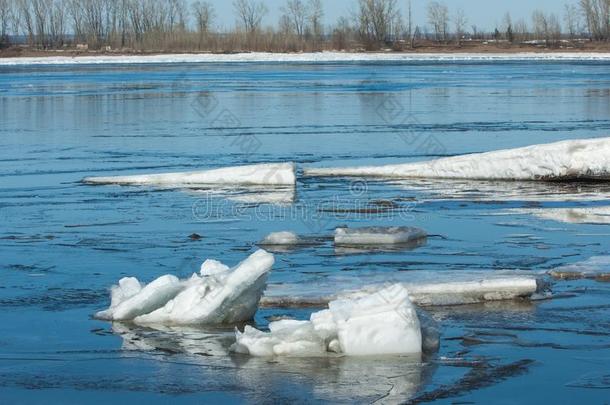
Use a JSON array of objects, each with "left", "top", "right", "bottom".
[{"left": 0, "top": 0, "right": 608, "bottom": 52}]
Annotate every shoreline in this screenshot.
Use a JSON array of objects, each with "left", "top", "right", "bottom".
[{"left": 2, "top": 49, "right": 610, "bottom": 65}]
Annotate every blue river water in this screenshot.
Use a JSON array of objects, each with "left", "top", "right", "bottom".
[{"left": 0, "top": 59, "right": 609, "bottom": 403}]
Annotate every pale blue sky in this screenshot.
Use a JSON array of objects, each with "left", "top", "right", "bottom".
[{"left": 207, "top": 0, "right": 577, "bottom": 32}]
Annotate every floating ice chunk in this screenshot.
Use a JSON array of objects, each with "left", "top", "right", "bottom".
[
  {"left": 96, "top": 250, "right": 274, "bottom": 324},
  {"left": 304, "top": 138, "right": 610, "bottom": 181},
  {"left": 261, "top": 273, "right": 541, "bottom": 308},
  {"left": 331, "top": 284, "right": 422, "bottom": 356},
  {"left": 134, "top": 250, "right": 274, "bottom": 325},
  {"left": 398, "top": 278, "right": 540, "bottom": 306},
  {"left": 188, "top": 185, "right": 296, "bottom": 205},
  {"left": 200, "top": 259, "right": 230, "bottom": 276},
  {"left": 232, "top": 284, "right": 422, "bottom": 357},
  {"left": 515, "top": 206, "right": 610, "bottom": 225},
  {"left": 549, "top": 256, "right": 610, "bottom": 281},
  {"left": 259, "top": 231, "right": 300, "bottom": 245},
  {"left": 95, "top": 275, "right": 183, "bottom": 321},
  {"left": 83, "top": 162, "right": 296, "bottom": 187},
  {"left": 334, "top": 226, "right": 427, "bottom": 246}
]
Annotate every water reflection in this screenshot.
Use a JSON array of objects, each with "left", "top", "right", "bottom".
[
  {"left": 111, "top": 321, "right": 436, "bottom": 403},
  {"left": 391, "top": 179, "right": 610, "bottom": 203},
  {"left": 334, "top": 238, "right": 427, "bottom": 256}
]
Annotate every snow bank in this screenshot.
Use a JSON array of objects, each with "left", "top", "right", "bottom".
[
  {"left": 259, "top": 231, "right": 300, "bottom": 246},
  {"left": 515, "top": 206, "right": 610, "bottom": 224},
  {"left": 95, "top": 249, "right": 274, "bottom": 325},
  {"left": 549, "top": 256, "right": 610, "bottom": 281},
  {"left": 304, "top": 138, "right": 610, "bottom": 181},
  {"left": 2, "top": 52, "right": 610, "bottom": 66},
  {"left": 232, "top": 284, "right": 423, "bottom": 357},
  {"left": 261, "top": 274, "right": 541, "bottom": 308},
  {"left": 83, "top": 162, "right": 296, "bottom": 187},
  {"left": 335, "top": 226, "right": 426, "bottom": 246}
]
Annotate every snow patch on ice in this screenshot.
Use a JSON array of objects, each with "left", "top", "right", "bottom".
[
  {"left": 515, "top": 206, "right": 610, "bottom": 224},
  {"left": 83, "top": 162, "right": 296, "bottom": 187},
  {"left": 95, "top": 249, "right": 274, "bottom": 325},
  {"left": 232, "top": 284, "right": 423, "bottom": 357},
  {"left": 304, "top": 138, "right": 610, "bottom": 181},
  {"left": 334, "top": 226, "right": 427, "bottom": 246},
  {"left": 200, "top": 259, "right": 230, "bottom": 276}
]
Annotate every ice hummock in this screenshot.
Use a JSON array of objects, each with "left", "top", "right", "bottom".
[
  {"left": 232, "top": 284, "right": 423, "bottom": 357},
  {"left": 95, "top": 249, "right": 274, "bottom": 325},
  {"left": 334, "top": 226, "right": 427, "bottom": 246},
  {"left": 304, "top": 138, "right": 610, "bottom": 181},
  {"left": 83, "top": 162, "right": 296, "bottom": 187}
]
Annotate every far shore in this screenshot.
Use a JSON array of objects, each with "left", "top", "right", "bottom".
[{"left": 2, "top": 41, "right": 610, "bottom": 60}]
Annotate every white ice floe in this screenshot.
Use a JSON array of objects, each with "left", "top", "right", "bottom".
[
  {"left": 2, "top": 52, "right": 610, "bottom": 66},
  {"left": 261, "top": 272, "right": 541, "bottom": 308},
  {"left": 334, "top": 226, "right": 427, "bottom": 246},
  {"left": 83, "top": 162, "right": 296, "bottom": 187},
  {"left": 515, "top": 206, "right": 610, "bottom": 225},
  {"left": 95, "top": 275, "right": 183, "bottom": 321},
  {"left": 259, "top": 231, "right": 300, "bottom": 246},
  {"left": 304, "top": 138, "right": 610, "bottom": 181},
  {"left": 95, "top": 249, "right": 274, "bottom": 325},
  {"left": 188, "top": 185, "right": 296, "bottom": 205},
  {"left": 232, "top": 284, "right": 423, "bottom": 357},
  {"left": 549, "top": 256, "right": 610, "bottom": 280}
]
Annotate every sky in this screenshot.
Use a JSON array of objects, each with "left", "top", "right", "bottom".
[{"left": 207, "top": 0, "right": 576, "bottom": 32}]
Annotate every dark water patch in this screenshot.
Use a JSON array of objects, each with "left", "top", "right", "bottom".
[
  {"left": 0, "top": 288, "right": 107, "bottom": 311},
  {"left": 406, "top": 359, "right": 534, "bottom": 404},
  {"left": 566, "top": 373, "right": 610, "bottom": 389}
]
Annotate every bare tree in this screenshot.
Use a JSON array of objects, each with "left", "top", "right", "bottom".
[
  {"left": 514, "top": 18, "right": 529, "bottom": 42},
  {"left": 233, "top": 0, "right": 267, "bottom": 34},
  {"left": 453, "top": 8, "right": 467, "bottom": 45},
  {"left": 532, "top": 10, "right": 561, "bottom": 46},
  {"left": 356, "top": 0, "right": 401, "bottom": 49},
  {"left": 427, "top": 1, "right": 449, "bottom": 43},
  {"left": 406, "top": 0, "right": 413, "bottom": 47},
  {"left": 332, "top": 15, "right": 352, "bottom": 50},
  {"left": 503, "top": 12, "right": 514, "bottom": 43},
  {"left": 308, "top": 0, "right": 323, "bottom": 42},
  {"left": 192, "top": 0, "right": 214, "bottom": 48},
  {"left": 49, "top": 0, "right": 66, "bottom": 47},
  {"left": 580, "top": 0, "right": 609, "bottom": 41},
  {"left": 564, "top": 3, "right": 580, "bottom": 40},
  {"left": 281, "top": 0, "right": 307, "bottom": 39},
  {"left": 0, "top": 0, "right": 7, "bottom": 35}
]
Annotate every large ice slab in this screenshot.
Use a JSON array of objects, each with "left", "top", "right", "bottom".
[
  {"left": 2, "top": 52, "right": 610, "bottom": 66},
  {"left": 515, "top": 206, "right": 610, "bottom": 224},
  {"left": 232, "top": 284, "right": 423, "bottom": 357},
  {"left": 259, "top": 231, "right": 300, "bottom": 246},
  {"left": 334, "top": 226, "right": 427, "bottom": 246},
  {"left": 261, "top": 272, "right": 541, "bottom": 308},
  {"left": 549, "top": 256, "right": 610, "bottom": 281},
  {"left": 95, "top": 249, "right": 275, "bottom": 325},
  {"left": 83, "top": 163, "right": 296, "bottom": 187},
  {"left": 304, "top": 138, "right": 610, "bottom": 181}
]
